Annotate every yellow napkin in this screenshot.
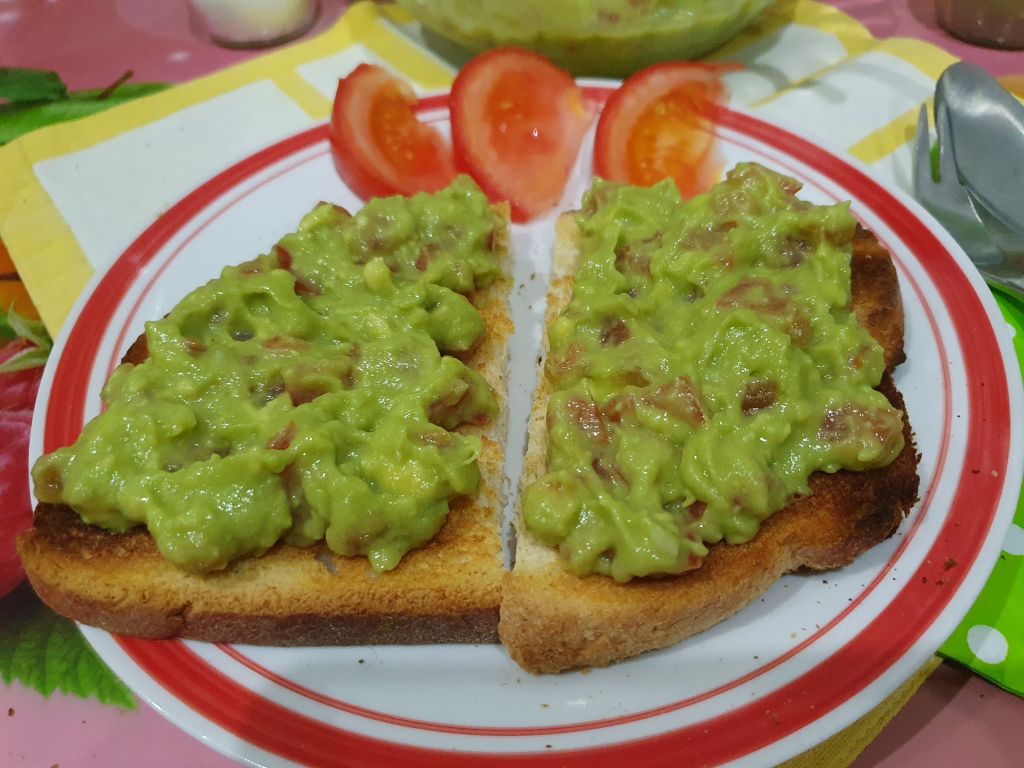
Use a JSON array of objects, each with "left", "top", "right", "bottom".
[{"left": 0, "top": 2, "right": 973, "bottom": 765}]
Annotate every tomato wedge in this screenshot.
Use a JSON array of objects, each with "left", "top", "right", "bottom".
[
  {"left": 330, "top": 64, "right": 455, "bottom": 199},
  {"left": 450, "top": 48, "right": 594, "bottom": 222},
  {"left": 594, "top": 63, "right": 734, "bottom": 199}
]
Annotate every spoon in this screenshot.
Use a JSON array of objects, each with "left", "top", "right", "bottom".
[
  {"left": 936, "top": 62, "right": 1024, "bottom": 234},
  {"left": 963, "top": 184, "right": 1024, "bottom": 297}
]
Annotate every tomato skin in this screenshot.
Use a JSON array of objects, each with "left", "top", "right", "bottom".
[
  {"left": 450, "top": 48, "right": 594, "bottom": 222},
  {"left": 329, "top": 64, "right": 455, "bottom": 199},
  {"left": 594, "top": 62, "right": 734, "bottom": 199}
]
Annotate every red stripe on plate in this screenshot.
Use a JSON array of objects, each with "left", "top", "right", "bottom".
[{"left": 414, "top": 93, "right": 450, "bottom": 114}]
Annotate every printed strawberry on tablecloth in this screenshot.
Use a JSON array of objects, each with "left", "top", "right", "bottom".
[{"left": 0, "top": 274, "right": 136, "bottom": 711}]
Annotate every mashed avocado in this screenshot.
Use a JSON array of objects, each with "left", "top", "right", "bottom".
[
  {"left": 398, "top": 0, "right": 771, "bottom": 77},
  {"left": 33, "top": 177, "right": 504, "bottom": 574},
  {"left": 522, "top": 164, "right": 905, "bottom": 583}
]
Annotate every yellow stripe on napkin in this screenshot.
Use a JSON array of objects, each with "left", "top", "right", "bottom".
[
  {"left": 844, "top": 39, "right": 957, "bottom": 165},
  {"left": 774, "top": 0, "right": 876, "bottom": 57},
  {"left": 0, "top": 142, "right": 92, "bottom": 332},
  {"left": 0, "top": 2, "right": 449, "bottom": 333}
]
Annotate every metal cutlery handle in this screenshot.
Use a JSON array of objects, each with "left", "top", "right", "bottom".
[{"left": 938, "top": 62, "right": 1024, "bottom": 232}]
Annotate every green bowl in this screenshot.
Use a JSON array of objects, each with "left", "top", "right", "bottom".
[{"left": 395, "top": 0, "right": 773, "bottom": 77}]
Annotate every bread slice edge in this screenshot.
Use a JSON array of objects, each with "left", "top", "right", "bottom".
[
  {"left": 498, "top": 215, "right": 921, "bottom": 674},
  {"left": 17, "top": 205, "right": 514, "bottom": 646}
]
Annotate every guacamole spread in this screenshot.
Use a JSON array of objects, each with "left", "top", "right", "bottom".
[
  {"left": 33, "top": 177, "right": 504, "bottom": 574},
  {"left": 522, "top": 164, "right": 905, "bottom": 583},
  {"left": 398, "top": 0, "right": 771, "bottom": 77}
]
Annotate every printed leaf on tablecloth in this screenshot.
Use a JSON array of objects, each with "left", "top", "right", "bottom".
[
  {"left": 0, "top": 584, "right": 136, "bottom": 709},
  {"left": 0, "top": 68, "right": 68, "bottom": 104},
  {"left": 0, "top": 71, "right": 168, "bottom": 145}
]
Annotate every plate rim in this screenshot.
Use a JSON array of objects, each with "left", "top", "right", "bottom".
[{"left": 30, "top": 88, "right": 1024, "bottom": 768}]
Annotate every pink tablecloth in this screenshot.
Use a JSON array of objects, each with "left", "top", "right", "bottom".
[
  {"left": 1, "top": 0, "right": 1020, "bottom": 89},
  {"left": 0, "top": 0, "right": 350, "bottom": 90},
  {"left": 830, "top": 0, "right": 1024, "bottom": 77},
  {"left": 2, "top": 2, "right": 1022, "bottom": 767}
]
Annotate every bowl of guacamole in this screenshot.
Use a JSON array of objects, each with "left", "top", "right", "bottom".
[{"left": 394, "top": 0, "right": 774, "bottom": 77}]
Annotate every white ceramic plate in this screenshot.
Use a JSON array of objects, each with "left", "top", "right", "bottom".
[{"left": 31, "top": 86, "right": 1023, "bottom": 768}]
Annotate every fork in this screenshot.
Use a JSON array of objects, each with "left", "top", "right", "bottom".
[{"left": 913, "top": 98, "right": 1024, "bottom": 299}]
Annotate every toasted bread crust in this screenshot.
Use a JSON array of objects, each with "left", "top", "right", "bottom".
[
  {"left": 850, "top": 225, "right": 906, "bottom": 371},
  {"left": 18, "top": 208, "right": 513, "bottom": 646},
  {"left": 23, "top": 494, "right": 502, "bottom": 644},
  {"left": 498, "top": 218, "right": 920, "bottom": 674}
]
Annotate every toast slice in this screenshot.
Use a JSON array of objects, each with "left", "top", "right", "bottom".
[
  {"left": 499, "top": 213, "right": 920, "bottom": 674},
  {"left": 18, "top": 196, "right": 513, "bottom": 646}
]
